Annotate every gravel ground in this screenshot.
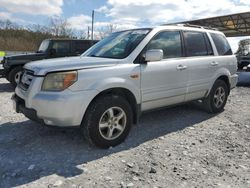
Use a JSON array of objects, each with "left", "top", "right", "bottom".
[{"left": 0, "top": 74, "right": 250, "bottom": 188}]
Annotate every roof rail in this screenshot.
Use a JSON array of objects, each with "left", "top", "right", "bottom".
[{"left": 163, "top": 23, "right": 218, "bottom": 31}]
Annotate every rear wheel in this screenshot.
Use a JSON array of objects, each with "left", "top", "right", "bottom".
[
  {"left": 8, "top": 66, "right": 23, "bottom": 87},
  {"left": 203, "top": 80, "right": 229, "bottom": 113},
  {"left": 81, "top": 95, "right": 133, "bottom": 148}
]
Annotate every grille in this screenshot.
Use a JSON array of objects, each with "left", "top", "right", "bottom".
[{"left": 19, "top": 70, "right": 34, "bottom": 90}]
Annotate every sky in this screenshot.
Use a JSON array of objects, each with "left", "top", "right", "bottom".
[{"left": 0, "top": 0, "right": 250, "bottom": 52}]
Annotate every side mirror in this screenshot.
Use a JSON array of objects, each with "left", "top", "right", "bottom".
[
  {"left": 145, "top": 49, "right": 163, "bottom": 62},
  {"left": 49, "top": 48, "right": 56, "bottom": 56}
]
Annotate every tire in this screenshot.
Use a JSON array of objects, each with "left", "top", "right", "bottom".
[
  {"left": 203, "top": 80, "right": 229, "bottom": 113},
  {"left": 8, "top": 66, "right": 23, "bottom": 87},
  {"left": 81, "top": 95, "right": 133, "bottom": 148}
]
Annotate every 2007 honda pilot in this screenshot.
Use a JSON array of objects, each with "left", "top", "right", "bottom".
[{"left": 12, "top": 25, "right": 238, "bottom": 148}]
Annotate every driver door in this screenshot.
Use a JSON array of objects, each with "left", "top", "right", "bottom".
[{"left": 140, "top": 30, "right": 188, "bottom": 111}]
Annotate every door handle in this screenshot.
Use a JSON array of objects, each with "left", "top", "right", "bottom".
[
  {"left": 176, "top": 65, "right": 187, "bottom": 70},
  {"left": 210, "top": 61, "right": 219, "bottom": 66}
]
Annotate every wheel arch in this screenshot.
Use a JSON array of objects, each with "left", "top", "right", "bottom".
[
  {"left": 85, "top": 87, "right": 140, "bottom": 124},
  {"left": 6, "top": 65, "right": 23, "bottom": 78},
  {"left": 215, "top": 75, "right": 230, "bottom": 94},
  {"left": 206, "top": 74, "right": 231, "bottom": 98}
]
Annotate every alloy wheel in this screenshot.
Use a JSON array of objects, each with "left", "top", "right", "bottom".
[
  {"left": 98, "top": 107, "right": 127, "bottom": 140},
  {"left": 213, "top": 86, "right": 226, "bottom": 108}
]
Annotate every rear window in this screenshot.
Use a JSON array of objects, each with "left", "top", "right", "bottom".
[
  {"left": 210, "top": 33, "right": 232, "bottom": 55},
  {"left": 183, "top": 31, "right": 213, "bottom": 57}
]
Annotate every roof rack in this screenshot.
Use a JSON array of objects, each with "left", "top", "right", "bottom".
[{"left": 163, "top": 23, "right": 218, "bottom": 31}]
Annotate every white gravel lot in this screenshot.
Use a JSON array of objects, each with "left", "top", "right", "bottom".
[{"left": 0, "top": 74, "right": 250, "bottom": 188}]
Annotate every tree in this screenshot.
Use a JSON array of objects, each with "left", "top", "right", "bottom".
[
  {"left": 48, "top": 17, "right": 73, "bottom": 37},
  {"left": 236, "top": 39, "right": 250, "bottom": 55},
  {"left": 0, "top": 19, "right": 18, "bottom": 30},
  {"left": 97, "top": 24, "right": 118, "bottom": 39}
]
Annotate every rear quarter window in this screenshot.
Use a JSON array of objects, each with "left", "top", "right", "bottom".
[{"left": 210, "top": 33, "right": 232, "bottom": 55}]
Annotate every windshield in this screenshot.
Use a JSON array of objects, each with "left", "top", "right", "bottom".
[
  {"left": 83, "top": 29, "right": 151, "bottom": 59},
  {"left": 38, "top": 40, "right": 50, "bottom": 52}
]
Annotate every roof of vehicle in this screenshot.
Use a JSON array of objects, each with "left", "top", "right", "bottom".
[
  {"left": 113, "top": 26, "right": 223, "bottom": 35},
  {"left": 155, "top": 24, "right": 224, "bottom": 35},
  {"left": 45, "top": 39, "right": 99, "bottom": 42}
]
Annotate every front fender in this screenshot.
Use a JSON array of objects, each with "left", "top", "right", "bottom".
[
  {"left": 69, "top": 64, "right": 141, "bottom": 104},
  {"left": 91, "top": 77, "right": 141, "bottom": 104},
  {"left": 4, "top": 60, "right": 29, "bottom": 69}
]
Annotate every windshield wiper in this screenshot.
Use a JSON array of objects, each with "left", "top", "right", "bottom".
[{"left": 89, "top": 54, "right": 98, "bottom": 57}]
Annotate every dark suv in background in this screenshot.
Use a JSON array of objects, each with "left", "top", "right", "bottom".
[
  {"left": 0, "top": 39, "right": 98, "bottom": 86},
  {"left": 237, "top": 53, "right": 250, "bottom": 70}
]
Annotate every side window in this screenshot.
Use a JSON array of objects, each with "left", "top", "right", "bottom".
[
  {"left": 147, "top": 31, "right": 182, "bottom": 59},
  {"left": 183, "top": 31, "right": 211, "bottom": 57},
  {"left": 52, "top": 41, "right": 70, "bottom": 54},
  {"left": 210, "top": 33, "right": 232, "bottom": 55},
  {"left": 75, "top": 41, "right": 90, "bottom": 53}
]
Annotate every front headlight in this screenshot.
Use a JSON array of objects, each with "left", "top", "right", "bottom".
[{"left": 42, "top": 71, "right": 77, "bottom": 91}]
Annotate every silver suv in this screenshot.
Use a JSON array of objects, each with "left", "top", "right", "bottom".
[{"left": 12, "top": 25, "right": 238, "bottom": 148}]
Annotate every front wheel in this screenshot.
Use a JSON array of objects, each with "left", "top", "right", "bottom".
[
  {"left": 81, "top": 95, "right": 133, "bottom": 148},
  {"left": 8, "top": 66, "right": 23, "bottom": 87},
  {"left": 203, "top": 80, "right": 229, "bottom": 113}
]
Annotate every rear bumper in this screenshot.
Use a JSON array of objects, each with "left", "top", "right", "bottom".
[{"left": 230, "top": 74, "right": 238, "bottom": 89}]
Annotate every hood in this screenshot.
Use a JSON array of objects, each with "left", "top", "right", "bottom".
[
  {"left": 24, "top": 56, "right": 121, "bottom": 76},
  {"left": 6, "top": 52, "right": 45, "bottom": 61}
]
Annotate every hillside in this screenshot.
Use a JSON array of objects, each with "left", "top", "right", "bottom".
[{"left": 0, "top": 29, "right": 69, "bottom": 52}]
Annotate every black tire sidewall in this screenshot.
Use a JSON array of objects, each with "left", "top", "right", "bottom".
[
  {"left": 9, "top": 66, "right": 23, "bottom": 87},
  {"left": 82, "top": 95, "right": 133, "bottom": 148},
  {"left": 209, "top": 80, "right": 229, "bottom": 113}
]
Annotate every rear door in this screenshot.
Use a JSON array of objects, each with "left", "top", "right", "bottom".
[{"left": 182, "top": 30, "right": 215, "bottom": 101}]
